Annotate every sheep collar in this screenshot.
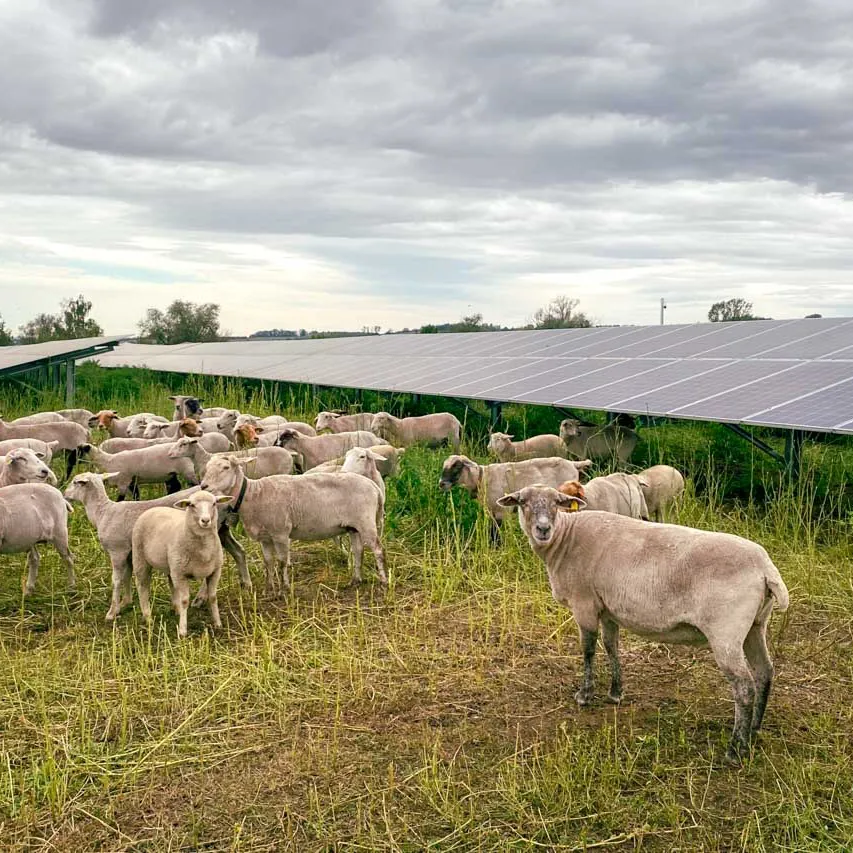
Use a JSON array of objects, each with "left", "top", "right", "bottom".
[{"left": 229, "top": 472, "right": 248, "bottom": 514}]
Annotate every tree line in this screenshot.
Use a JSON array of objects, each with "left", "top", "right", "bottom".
[{"left": 0, "top": 294, "right": 821, "bottom": 347}]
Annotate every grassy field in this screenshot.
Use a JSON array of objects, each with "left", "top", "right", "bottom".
[{"left": 0, "top": 367, "right": 852, "bottom": 851}]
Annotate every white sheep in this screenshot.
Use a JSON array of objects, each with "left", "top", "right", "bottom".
[
  {"left": 200, "top": 456, "right": 386, "bottom": 593},
  {"left": 100, "top": 431, "right": 230, "bottom": 455},
  {"left": 488, "top": 432, "right": 568, "bottom": 462},
  {"left": 0, "top": 417, "right": 90, "bottom": 479},
  {"left": 274, "top": 428, "right": 383, "bottom": 471},
  {"left": 90, "top": 410, "right": 130, "bottom": 436},
  {"left": 307, "top": 444, "right": 404, "bottom": 478},
  {"left": 0, "top": 448, "right": 57, "bottom": 487},
  {"left": 132, "top": 490, "right": 233, "bottom": 638},
  {"left": 0, "top": 483, "right": 75, "bottom": 594},
  {"left": 0, "top": 438, "right": 60, "bottom": 463},
  {"left": 370, "top": 412, "right": 461, "bottom": 450},
  {"left": 167, "top": 436, "right": 295, "bottom": 480},
  {"left": 57, "top": 408, "right": 95, "bottom": 427},
  {"left": 496, "top": 484, "right": 789, "bottom": 763},
  {"left": 438, "top": 455, "right": 593, "bottom": 528},
  {"left": 557, "top": 473, "right": 649, "bottom": 520},
  {"left": 81, "top": 442, "right": 198, "bottom": 499},
  {"left": 65, "top": 473, "right": 250, "bottom": 619},
  {"left": 126, "top": 413, "right": 170, "bottom": 438},
  {"left": 638, "top": 464, "right": 685, "bottom": 522},
  {"left": 315, "top": 411, "right": 375, "bottom": 433},
  {"left": 143, "top": 418, "right": 223, "bottom": 439},
  {"left": 7, "top": 412, "right": 65, "bottom": 425},
  {"left": 559, "top": 419, "right": 638, "bottom": 463}
]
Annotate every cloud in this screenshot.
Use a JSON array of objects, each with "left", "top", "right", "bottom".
[{"left": 0, "top": 0, "right": 851, "bottom": 335}]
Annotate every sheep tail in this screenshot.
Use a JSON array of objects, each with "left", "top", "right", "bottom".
[{"left": 765, "top": 568, "right": 789, "bottom": 611}]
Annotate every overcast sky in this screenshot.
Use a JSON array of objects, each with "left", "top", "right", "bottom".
[{"left": 1, "top": 0, "right": 852, "bottom": 336}]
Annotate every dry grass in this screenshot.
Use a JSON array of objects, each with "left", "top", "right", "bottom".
[{"left": 0, "top": 376, "right": 851, "bottom": 851}]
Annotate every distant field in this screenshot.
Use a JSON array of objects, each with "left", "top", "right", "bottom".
[{"left": 0, "top": 366, "right": 851, "bottom": 851}]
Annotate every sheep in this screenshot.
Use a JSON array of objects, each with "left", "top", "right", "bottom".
[
  {"left": 0, "top": 483, "right": 75, "bottom": 594},
  {"left": 557, "top": 473, "right": 649, "bottom": 520},
  {"left": 143, "top": 418, "right": 222, "bottom": 439},
  {"left": 200, "top": 456, "right": 386, "bottom": 593},
  {"left": 559, "top": 418, "right": 638, "bottom": 463},
  {"left": 0, "top": 448, "right": 57, "bottom": 487},
  {"left": 126, "top": 413, "right": 169, "bottom": 438},
  {"left": 65, "top": 473, "right": 250, "bottom": 620},
  {"left": 58, "top": 408, "right": 96, "bottom": 427},
  {"left": 315, "top": 411, "right": 375, "bottom": 433},
  {"left": 341, "top": 447, "right": 386, "bottom": 535},
  {"left": 132, "top": 490, "right": 233, "bottom": 637},
  {"left": 167, "top": 437, "right": 295, "bottom": 480},
  {"left": 80, "top": 442, "right": 198, "bottom": 500},
  {"left": 0, "top": 417, "right": 89, "bottom": 479},
  {"left": 438, "top": 455, "right": 593, "bottom": 529},
  {"left": 497, "top": 485, "right": 789, "bottom": 763},
  {"left": 237, "top": 414, "right": 317, "bottom": 437},
  {"left": 307, "top": 444, "right": 404, "bottom": 478},
  {"left": 169, "top": 395, "right": 203, "bottom": 421},
  {"left": 274, "top": 428, "right": 383, "bottom": 471},
  {"left": 638, "top": 464, "right": 685, "bottom": 522},
  {"left": 0, "top": 438, "right": 60, "bottom": 464},
  {"left": 99, "top": 430, "right": 230, "bottom": 455},
  {"left": 7, "top": 412, "right": 65, "bottom": 425},
  {"left": 370, "top": 412, "right": 461, "bottom": 450},
  {"left": 219, "top": 412, "right": 316, "bottom": 445},
  {"left": 488, "top": 432, "right": 568, "bottom": 462},
  {"left": 89, "top": 410, "right": 129, "bottom": 436}
]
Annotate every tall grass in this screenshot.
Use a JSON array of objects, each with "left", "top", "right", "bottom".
[{"left": 0, "top": 366, "right": 851, "bottom": 850}]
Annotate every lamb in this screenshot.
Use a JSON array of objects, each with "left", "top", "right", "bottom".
[
  {"left": 0, "top": 448, "right": 57, "bottom": 487},
  {"left": 167, "top": 437, "right": 295, "bottom": 480},
  {"left": 0, "top": 483, "right": 75, "bottom": 594},
  {"left": 488, "top": 432, "right": 568, "bottom": 462},
  {"left": 58, "top": 408, "right": 96, "bottom": 427},
  {"left": 370, "top": 411, "right": 461, "bottom": 450},
  {"left": 132, "top": 490, "right": 233, "bottom": 638},
  {"left": 0, "top": 417, "right": 89, "bottom": 479},
  {"left": 126, "top": 413, "right": 169, "bottom": 438},
  {"left": 496, "top": 484, "right": 789, "bottom": 763},
  {"left": 274, "top": 428, "right": 383, "bottom": 471},
  {"left": 315, "top": 411, "right": 375, "bottom": 433},
  {"left": 65, "top": 473, "right": 250, "bottom": 620},
  {"left": 80, "top": 442, "right": 198, "bottom": 500},
  {"left": 0, "top": 438, "right": 60, "bottom": 463},
  {"left": 638, "top": 464, "right": 685, "bottom": 522},
  {"left": 559, "top": 419, "right": 638, "bottom": 463},
  {"left": 557, "top": 473, "right": 649, "bottom": 520},
  {"left": 438, "top": 455, "right": 593, "bottom": 528},
  {"left": 308, "top": 444, "right": 404, "bottom": 478},
  {"left": 200, "top": 456, "right": 386, "bottom": 593}
]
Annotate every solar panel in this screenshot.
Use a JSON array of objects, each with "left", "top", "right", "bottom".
[{"left": 94, "top": 318, "right": 853, "bottom": 435}]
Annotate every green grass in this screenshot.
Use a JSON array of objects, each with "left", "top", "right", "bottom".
[{"left": 0, "top": 368, "right": 852, "bottom": 850}]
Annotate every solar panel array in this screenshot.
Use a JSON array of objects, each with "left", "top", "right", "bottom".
[
  {"left": 0, "top": 336, "right": 124, "bottom": 375},
  {"left": 92, "top": 318, "right": 853, "bottom": 434}
]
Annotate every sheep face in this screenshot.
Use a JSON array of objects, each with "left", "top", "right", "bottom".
[
  {"left": 169, "top": 395, "right": 203, "bottom": 421},
  {"left": 167, "top": 437, "right": 198, "bottom": 458},
  {"left": 200, "top": 456, "right": 244, "bottom": 496},
  {"left": 497, "top": 485, "right": 583, "bottom": 545},
  {"left": 174, "top": 490, "right": 230, "bottom": 530},
  {"left": 92, "top": 410, "right": 119, "bottom": 430},
  {"left": 216, "top": 411, "right": 239, "bottom": 431},
  {"left": 370, "top": 412, "right": 394, "bottom": 440},
  {"left": 143, "top": 421, "right": 170, "bottom": 439},
  {"left": 234, "top": 423, "right": 260, "bottom": 448},
  {"left": 6, "top": 448, "right": 52, "bottom": 483},
  {"left": 178, "top": 418, "right": 203, "bottom": 437},
  {"left": 273, "top": 428, "right": 299, "bottom": 449},
  {"left": 488, "top": 433, "right": 513, "bottom": 453},
  {"left": 64, "top": 471, "right": 115, "bottom": 501},
  {"left": 315, "top": 412, "right": 339, "bottom": 431},
  {"left": 438, "top": 455, "right": 477, "bottom": 492},
  {"left": 559, "top": 419, "right": 581, "bottom": 438}
]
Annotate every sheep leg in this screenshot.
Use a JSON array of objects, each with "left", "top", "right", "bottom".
[
  {"left": 24, "top": 547, "right": 40, "bottom": 595},
  {"left": 165, "top": 473, "right": 182, "bottom": 494},
  {"left": 273, "top": 536, "right": 292, "bottom": 592},
  {"left": 601, "top": 617, "right": 623, "bottom": 704},
  {"left": 574, "top": 626, "right": 598, "bottom": 707},
  {"left": 64, "top": 448, "right": 78, "bottom": 480},
  {"left": 743, "top": 622, "right": 774, "bottom": 733},
  {"left": 53, "top": 528, "right": 76, "bottom": 592},
  {"left": 128, "top": 477, "right": 141, "bottom": 500},
  {"left": 348, "top": 530, "right": 364, "bottom": 585},
  {"left": 106, "top": 555, "right": 132, "bottom": 620},
  {"left": 711, "top": 642, "right": 756, "bottom": 763},
  {"left": 218, "top": 524, "right": 251, "bottom": 590},
  {"left": 363, "top": 530, "right": 387, "bottom": 585},
  {"left": 133, "top": 560, "right": 153, "bottom": 625},
  {"left": 172, "top": 576, "right": 191, "bottom": 639},
  {"left": 206, "top": 565, "right": 222, "bottom": 631}
]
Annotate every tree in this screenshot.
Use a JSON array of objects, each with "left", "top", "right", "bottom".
[
  {"left": 0, "top": 315, "right": 13, "bottom": 346},
  {"left": 531, "top": 296, "right": 591, "bottom": 329},
  {"left": 18, "top": 294, "right": 103, "bottom": 343},
  {"left": 708, "top": 298, "right": 757, "bottom": 322},
  {"left": 138, "top": 300, "right": 222, "bottom": 344}
]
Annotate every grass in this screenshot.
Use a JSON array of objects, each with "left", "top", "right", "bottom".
[{"left": 0, "top": 367, "right": 852, "bottom": 850}]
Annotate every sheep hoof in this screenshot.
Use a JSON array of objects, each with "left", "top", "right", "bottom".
[
  {"left": 105, "top": 610, "right": 117, "bottom": 622},
  {"left": 574, "top": 689, "right": 594, "bottom": 707},
  {"left": 724, "top": 748, "right": 743, "bottom": 766},
  {"left": 191, "top": 593, "right": 207, "bottom": 608},
  {"left": 606, "top": 692, "right": 623, "bottom": 705}
]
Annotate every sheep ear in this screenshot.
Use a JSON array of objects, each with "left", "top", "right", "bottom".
[
  {"left": 35, "top": 451, "right": 45, "bottom": 459},
  {"left": 254, "top": 425, "right": 265, "bottom": 433},
  {"left": 234, "top": 458, "right": 253, "bottom": 468},
  {"left": 5, "top": 456, "right": 14, "bottom": 465},
  {"left": 173, "top": 498, "right": 191, "bottom": 509},
  {"left": 496, "top": 491, "right": 522, "bottom": 508},
  {"left": 215, "top": 494, "right": 233, "bottom": 504},
  {"left": 102, "top": 472, "right": 121, "bottom": 481},
  {"left": 168, "top": 396, "right": 178, "bottom": 401},
  {"left": 556, "top": 493, "right": 586, "bottom": 511}
]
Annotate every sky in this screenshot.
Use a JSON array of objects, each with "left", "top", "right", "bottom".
[{"left": 1, "top": 0, "right": 853, "bottom": 336}]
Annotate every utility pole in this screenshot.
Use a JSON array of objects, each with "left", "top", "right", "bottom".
[{"left": 660, "top": 297, "right": 667, "bottom": 325}]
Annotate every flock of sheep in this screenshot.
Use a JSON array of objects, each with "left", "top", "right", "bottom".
[{"left": 0, "top": 396, "right": 789, "bottom": 763}]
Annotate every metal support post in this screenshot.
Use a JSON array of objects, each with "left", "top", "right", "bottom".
[
  {"left": 65, "top": 360, "right": 76, "bottom": 406},
  {"left": 784, "top": 429, "right": 805, "bottom": 477},
  {"left": 721, "top": 423, "right": 785, "bottom": 465},
  {"left": 487, "top": 401, "right": 502, "bottom": 429}
]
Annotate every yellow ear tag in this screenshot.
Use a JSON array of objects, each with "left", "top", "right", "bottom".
[
  {"left": 568, "top": 499, "right": 580, "bottom": 512},
  {"left": 5, "top": 456, "right": 14, "bottom": 465}
]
